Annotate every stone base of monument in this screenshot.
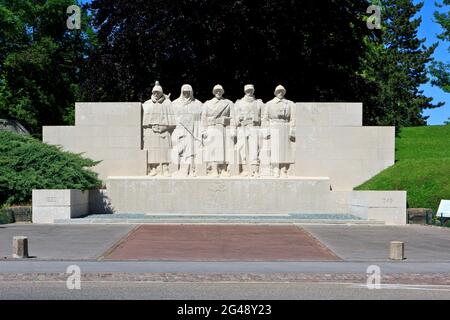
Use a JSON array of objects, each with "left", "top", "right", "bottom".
[
  {"left": 32, "top": 177, "right": 407, "bottom": 225},
  {"left": 106, "top": 176, "right": 342, "bottom": 215}
]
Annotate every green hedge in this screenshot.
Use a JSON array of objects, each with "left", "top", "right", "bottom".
[
  {"left": 0, "top": 131, "right": 101, "bottom": 206},
  {"left": 0, "top": 210, "right": 13, "bottom": 224}
]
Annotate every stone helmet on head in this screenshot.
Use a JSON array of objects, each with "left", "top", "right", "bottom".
[
  {"left": 179, "top": 84, "right": 195, "bottom": 104},
  {"left": 274, "top": 85, "right": 286, "bottom": 97},
  {"left": 244, "top": 84, "right": 255, "bottom": 92},
  {"left": 212, "top": 84, "right": 224, "bottom": 96},
  {"left": 152, "top": 81, "right": 163, "bottom": 94},
  {"left": 180, "top": 84, "right": 193, "bottom": 94}
]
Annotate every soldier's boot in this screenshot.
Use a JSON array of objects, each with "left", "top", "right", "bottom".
[
  {"left": 189, "top": 164, "right": 197, "bottom": 177},
  {"left": 251, "top": 164, "right": 260, "bottom": 178},
  {"left": 280, "top": 165, "right": 288, "bottom": 178},
  {"left": 210, "top": 163, "right": 219, "bottom": 178},
  {"left": 239, "top": 164, "right": 249, "bottom": 177},
  {"left": 220, "top": 164, "right": 231, "bottom": 177},
  {"left": 272, "top": 164, "right": 280, "bottom": 178},
  {"left": 148, "top": 165, "right": 157, "bottom": 176},
  {"left": 162, "top": 163, "right": 171, "bottom": 177},
  {"left": 179, "top": 165, "right": 189, "bottom": 177}
]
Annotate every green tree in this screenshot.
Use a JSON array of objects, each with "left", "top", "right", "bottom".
[
  {"left": 445, "top": 117, "right": 450, "bottom": 125},
  {"left": 430, "top": 0, "right": 450, "bottom": 93},
  {"left": 0, "top": 0, "right": 94, "bottom": 136},
  {"left": 361, "top": 0, "right": 443, "bottom": 127},
  {"left": 82, "top": 0, "right": 370, "bottom": 103}
]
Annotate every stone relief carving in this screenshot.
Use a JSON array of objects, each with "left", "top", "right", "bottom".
[
  {"left": 142, "top": 81, "right": 175, "bottom": 176},
  {"left": 171, "top": 84, "right": 203, "bottom": 177},
  {"left": 141, "top": 83, "right": 297, "bottom": 178},
  {"left": 262, "top": 85, "right": 296, "bottom": 177},
  {"left": 201, "top": 85, "right": 234, "bottom": 177},
  {"left": 234, "top": 84, "right": 264, "bottom": 177}
]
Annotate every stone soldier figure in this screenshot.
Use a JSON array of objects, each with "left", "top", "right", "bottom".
[
  {"left": 262, "top": 85, "right": 296, "bottom": 177},
  {"left": 142, "top": 81, "right": 175, "bottom": 176},
  {"left": 171, "top": 84, "right": 203, "bottom": 177},
  {"left": 234, "top": 84, "right": 263, "bottom": 177},
  {"left": 201, "top": 84, "right": 234, "bottom": 177}
]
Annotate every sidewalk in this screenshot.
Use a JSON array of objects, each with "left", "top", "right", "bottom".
[{"left": 1, "top": 223, "right": 450, "bottom": 262}]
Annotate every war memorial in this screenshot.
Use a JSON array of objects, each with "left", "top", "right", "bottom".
[{"left": 32, "top": 82, "right": 406, "bottom": 225}]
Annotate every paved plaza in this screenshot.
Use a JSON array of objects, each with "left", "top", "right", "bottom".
[
  {"left": 103, "top": 225, "right": 340, "bottom": 261},
  {"left": 1, "top": 223, "right": 450, "bottom": 262},
  {"left": 1, "top": 223, "right": 450, "bottom": 299}
]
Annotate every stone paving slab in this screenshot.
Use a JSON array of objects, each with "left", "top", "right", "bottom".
[
  {"left": 104, "top": 225, "right": 341, "bottom": 261},
  {"left": 0, "top": 224, "right": 134, "bottom": 260},
  {"left": 302, "top": 224, "right": 450, "bottom": 262}
]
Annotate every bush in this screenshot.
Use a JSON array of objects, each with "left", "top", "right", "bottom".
[
  {"left": 0, "top": 131, "right": 101, "bottom": 206},
  {"left": 0, "top": 209, "right": 13, "bottom": 224}
]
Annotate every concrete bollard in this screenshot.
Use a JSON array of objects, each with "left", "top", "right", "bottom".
[
  {"left": 389, "top": 241, "right": 404, "bottom": 260},
  {"left": 13, "top": 236, "right": 29, "bottom": 259}
]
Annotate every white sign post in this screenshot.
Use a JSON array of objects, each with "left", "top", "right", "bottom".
[{"left": 437, "top": 200, "right": 450, "bottom": 219}]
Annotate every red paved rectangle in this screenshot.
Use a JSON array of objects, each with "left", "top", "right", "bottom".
[{"left": 103, "top": 225, "right": 341, "bottom": 261}]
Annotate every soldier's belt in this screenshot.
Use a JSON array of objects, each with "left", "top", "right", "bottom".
[
  {"left": 270, "top": 119, "right": 289, "bottom": 123},
  {"left": 207, "top": 118, "right": 231, "bottom": 126},
  {"left": 240, "top": 120, "right": 260, "bottom": 126}
]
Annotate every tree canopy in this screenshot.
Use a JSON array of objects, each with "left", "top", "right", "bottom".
[
  {"left": 82, "top": 0, "right": 371, "bottom": 104},
  {"left": 0, "top": 0, "right": 445, "bottom": 132},
  {"left": 0, "top": 0, "right": 93, "bottom": 136},
  {"left": 361, "top": 0, "right": 443, "bottom": 127},
  {"left": 430, "top": 0, "right": 450, "bottom": 93}
]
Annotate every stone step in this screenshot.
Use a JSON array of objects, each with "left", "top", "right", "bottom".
[{"left": 53, "top": 213, "right": 385, "bottom": 225}]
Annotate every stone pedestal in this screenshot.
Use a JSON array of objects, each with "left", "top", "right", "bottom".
[
  {"left": 106, "top": 176, "right": 340, "bottom": 215},
  {"left": 13, "top": 236, "right": 29, "bottom": 259},
  {"left": 389, "top": 241, "right": 405, "bottom": 260}
]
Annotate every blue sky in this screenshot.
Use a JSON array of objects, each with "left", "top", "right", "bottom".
[
  {"left": 78, "top": 0, "right": 449, "bottom": 124},
  {"left": 415, "top": 0, "right": 449, "bottom": 125}
]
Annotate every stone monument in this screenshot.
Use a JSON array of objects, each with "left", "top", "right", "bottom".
[{"left": 34, "top": 82, "right": 407, "bottom": 225}]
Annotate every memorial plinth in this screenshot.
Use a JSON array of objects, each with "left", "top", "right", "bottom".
[{"left": 106, "top": 176, "right": 343, "bottom": 215}]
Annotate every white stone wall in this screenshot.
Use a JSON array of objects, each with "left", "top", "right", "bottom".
[
  {"left": 294, "top": 103, "right": 395, "bottom": 190},
  {"left": 105, "top": 177, "right": 406, "bottom": 224},
  {"left": 349, "top": 191, "right": 407, "bottom": 225},
  {"left": 296, "top": 102, "right": 363, "bottom": 127},
  {"left": 32, "top": 186, "right": 407, "bottom": 225},
  {"left": 43, "top": 103, "right": 147, "bottom": 180},
  {"left": 32, "top": 189, "right": 89, "bottom": 223},
  {"left": 105, "top": 176, "right": 342, "bottom": 214}
]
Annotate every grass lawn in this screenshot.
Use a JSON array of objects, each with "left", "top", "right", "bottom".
[{"left": 356, "top": 125, "right": 450, "bottom": 211}]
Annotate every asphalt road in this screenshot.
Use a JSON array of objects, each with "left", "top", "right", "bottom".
[
  {"left": 1, "top": 281, "right": 450, "bottom": 300},
  {"left": 2, "top": 260, "right": 450, "bottom": 274}
]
